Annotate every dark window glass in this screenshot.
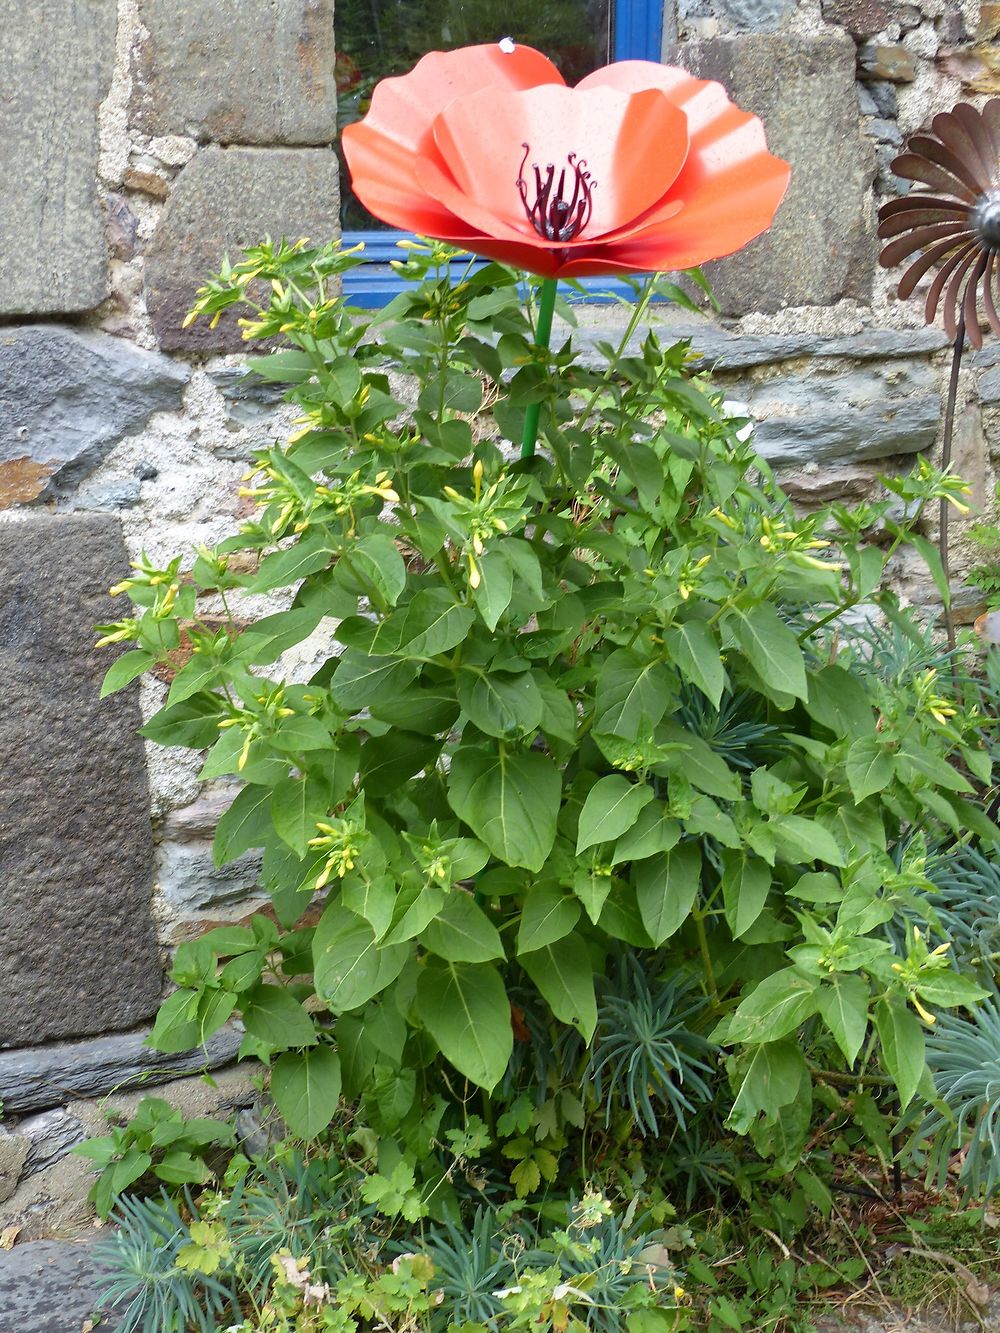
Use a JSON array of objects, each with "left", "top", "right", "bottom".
[{"left": 336, "top": 0, "right": 613, "bottom": 230}]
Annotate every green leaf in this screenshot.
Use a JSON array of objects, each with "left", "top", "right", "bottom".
[
  {"left": 520, "top": 936, "right": 597, "bottom": 1042},
  {"left": 359, "top": 730, "right": 440, "bottom": 797},
  {"left": 236, "top": 607, "right": 324, "bottom": 666},
  {"left": 213, "top": 785, "right": 271, "bottom": 867},
  {"left": 914, "top": 971, "right": 989, "bottom": 1009},
  {"left": 874, "top": 995, "right": 925, "bottom": 1110},
  {"left": 421, "top": 893, "right": 505, "bottom": 963},
  {"left": 576, "top": 775, "right": 654, "bottom": 854},
  {"left": 457, "top": 670, "right": 543, "bottom": 739},
  {"left": 593, "top": 649, "right": 674, "bottom": 741},
  {"left": 634, "top": 842, "right": 702, "bottom": 945},
  {"left": 448, "top": 747, "right": 560, "bottom": 872},
  {"left": 817, "top": 974, "right": 869, "bottom": 1066},
  {"left": 471, "top": 548, "right": 514, "bottom": 631},
  {"left": 723, "top": 968, "right": 820, "bottom": 1045},
  {"left": 371, "top": 588, "right": 475, "bottom": 658},
  {"left": 140, "top": 695, "right": 223, "bottom": 748},
  {"left": 415, "top": 960, "right": 513, "bottom": 1090},
  {"left": 845, "top": 736, "right": 896, "bottom": 803},
  {"left": 270, "top": 774, "right": 331, "bottom": 857},
  {"left": 806, "top": 665, "right": 873, "bottom": 742},
  {"left": 330, "top": 651, "right": 418, "bottom": 710},
  {"left": 100, "top": 650, "right": 154, "bottom": 698},
  {"left": 517, "top": 883, "right": 581, "bottom": 954},
  {"left": 342, "top": 874, "right": 396, "bottom": 940},
  {"left": 726, "top": 1041, "right": 807, "bottom": 1134},
  {"left": 347, "top": 532, "right": 407, "bottom": 608},
  {"left": 721, "top": 851, "right": 772, "bottom": 939},
  {"left": 240, "top": 984, "right": 317, "bottom": 1052},
  {"left": 770, "top": 815, "right": 845, "bottom": 868},
  {"left": 665, "top": 619, "right": 726, "bottom": 708},
  {"left": 728, "top": 604, "right": 807, "bottom": 702},
  {"left": 612, "top": 800, "right": 680, "bottom": 863},
  {"left": 270, "top": 1046, "right": 342, "bottom": 1139},
  {"left": 313, "top": 904, "right": 406, "bottom": 1011}
]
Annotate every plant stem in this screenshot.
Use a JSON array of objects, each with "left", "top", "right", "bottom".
[
  {"left": 576, "top": 273, "right": 657, "bottom": 435},
  {"left": 520, "top": 277, "right": 558, "bottom": 459},
  {"left": 940, "top": 316, "right": 966, "bottom": 652},
  {"left": 692, "top": 908, "right": 718, "bottom": 1004}
]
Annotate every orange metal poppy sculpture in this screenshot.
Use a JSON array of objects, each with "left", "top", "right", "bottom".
[{"left": 342, "top": 41, "right": 790, "bottom": 282}]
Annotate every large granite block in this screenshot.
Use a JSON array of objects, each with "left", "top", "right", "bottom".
[
  {"left": 144, "top": 146, "right": 341, "bottom": 351},
  {"left": 132, "top": 0, "right": 337, "bottom": 144},
  {"left": 0, "top": 0, "right": 115, "bottom": 314},
  {"left": 0, "top": 515, "right": 161, "bottom": 1045},
  {"left": 0, "top": 326, "right": 189, "bottom": 504},
  {"left": 671, "top": 33, "right": 876, "bottom": 314}
]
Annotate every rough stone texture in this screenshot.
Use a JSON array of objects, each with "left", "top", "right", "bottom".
[
  {"left": 0, "top": 0, "right": 115, "bottom": 315},
  {"left": 0, "top": 1132, "right": 30, "bottom": 1205},
  {"left": 671, "top": 34, "right": 876, "bottom": 314},
  {"left": 711, "top": 0, "right": 795, "bottom": 30},
  {"left": 858, "top": 42, "right": 917, "bottom": 81},
  {"left": 0, "top": 1241, "right": 123, "bottom": 1332},
  {"left": 157, "top": 840, "right": 264, "bottom": 913},
  {"left": 822, "top": 0, "right": 890, "bottom": 35},
  {"left": 0, "top": 515, "right": 162, "bottom": 1045},
  {"left": 208, "top": 366, "right": 292, "bottom": 423},
  {"left": 576, "top": 317, "right": 948, "bottom": 372},
  {"left": 133, "top": 0, "right": 337, "bottom": 144},
  {"left": 19, "top": 1110, "right": 88, "bottom": 1180},
  {"left": 0, "top": 1026, "right": 243, "bottom": 1113},
  {"left": 978, "top": 363, "right": 1000, "bottom": 403},
  {"left": 952, "top": 404, "right": 989, "bottom": 512},
  {"left": 145, "top": 146, "right": 341, "bottom": 351},
  {"left": 743, "top": 360, "right": 940, "bottom": 465},
  {"left": 0, "top": 327, "right": 189, "bottom": 502}
]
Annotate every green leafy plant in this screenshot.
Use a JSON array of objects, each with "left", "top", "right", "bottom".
[
  {"left": 74, "top": 1095, "right": 236, "bottom": 1218},
  {"left": 97, "top": 236, "right": 1000, "bottom": 1279}
]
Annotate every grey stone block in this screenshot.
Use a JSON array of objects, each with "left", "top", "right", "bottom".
[
  {"left": 576, "top": 317, "right": 948, "bottom": 372},
  {"left": 157, "top": 839, "right": 264, "bottom": 913},
  {"left": 0, "top": 1131, "right": 30, "bottom": 1205},
  {"left": 133, "top": 0, "right": 337, "bottom": 144},
  {"left": 144, "top": 146, "right": 341, "bottom": 351},
  {"left": 977, "top": 363, "right": 1000, "bottom": 402},
  {"left": 670, "top": 33, "right": 876, "bottom": 313},
  {"left": 745, "top": 361, "right": 940, "bottom": 465},
  {"left": 19, "top": 1110, "right": 88, "bottom": 1179},
  {"left": 0, "top": 514, "right": 162, "bottom": 1045},
  {"left": 0, "top": 1026, "right": 243, "bottom": 1112},
  {"left": 0, "top": 1240, "right": 123, "bottom": 1332},
  {"left": 0, "top": 326, "right": 189, "bottom": 500},
  {"left": 0, "top": 0, "right": 115, "bottom": 315},
  {"left": 712, "top": 0, "right": 795, "bottom": 28}
]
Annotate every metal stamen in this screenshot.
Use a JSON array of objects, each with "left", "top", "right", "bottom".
[{"left": 517, "top": 143, "right": 595, "bottom": 241}]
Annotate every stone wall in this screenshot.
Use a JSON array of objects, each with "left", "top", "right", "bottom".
[{"left": 0, "top": 0, "right": 996, "bottom": 1230}]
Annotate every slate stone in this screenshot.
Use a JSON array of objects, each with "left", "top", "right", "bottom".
[
  {"left": 744, "top": 360, "right": 940, "bottom": 465},
  {"left": 157, "top": 840, "right": 264, "bottom": 913},
  {"left": 0, "top": 514, "right": 162, "bottom": 1045},
  {"left": 977, "top": 363, "right": 1000, "bottom": 401},
  {"left": 0, "top": 1131, "right": 30, "bottom": 1204},
  {"left": 0, "top": 326, "right": 189, "bottom": 501},
  {"left": 133, "top": 0, "right": 337, "bottom": 144},
  {"left": 0, "top": 1026, "right": 243, "bottom": 1112},
  {"left": 209, "top": 366, "right": 292, "bottom": 423},
  {"left": 145, "top": 146, "right": 341, "bottom": 351},
  {"left": 711, "top": 0, "right": 795, "bottom": 30},
  {"left": 0, "top": 1240, "right": 122, "bottom": 1333},
  {"left": 822, "top": 0, "right": 890, "bottom": 34},
  {"left": 670, "top": 34, "right": 876, "bottom": 313},
  {"left": 858, "top": 42, "right": 917, "bottom": 82},
  {"left": 576, "top": 317, "right": 948, "bottom": 372},
  {"left": 0, "top": 0, "right": 115, "bottom": 315},
  {"left": 19, "top": 1110, "right": 88, "bottom": 1179}
]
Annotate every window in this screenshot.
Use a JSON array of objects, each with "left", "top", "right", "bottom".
[{"left": 336, "top": 0, "right": 666, "bottom": 305}]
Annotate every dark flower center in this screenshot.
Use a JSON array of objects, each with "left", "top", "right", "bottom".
[
  {"left": 517, "top": 144, "right": 595, "bottom": 242},
  {"left": 972, "top": 190, "right": 1000, "bottom": 249}
]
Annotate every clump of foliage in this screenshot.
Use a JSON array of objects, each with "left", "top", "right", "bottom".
[
  {"left": 92, "top": 236, "right": 1000, "bottom": 1329},
  {"left": 75, "top": 1095, "right": 236, "bottom": 1219}
]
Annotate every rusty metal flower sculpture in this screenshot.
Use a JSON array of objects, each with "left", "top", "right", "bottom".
[
  {"left": 879, "top": 100, "right": 1000, "bottom": 349},
  {"left": 878, "top": 100, "right": 1000, "bottom": 644}
]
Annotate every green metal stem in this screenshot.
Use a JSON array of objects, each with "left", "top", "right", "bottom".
[{"left": 520, "top": 277, "right": 558, "bottom": 459}]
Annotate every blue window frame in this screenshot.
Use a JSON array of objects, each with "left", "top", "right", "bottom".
[{"left": 342, "top": 0, "right": 665, "bottom": 307}]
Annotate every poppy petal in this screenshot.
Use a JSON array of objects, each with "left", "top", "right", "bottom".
[{"left": 430, "top": 84, "right": 689, "bottom": 239}]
